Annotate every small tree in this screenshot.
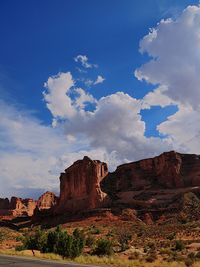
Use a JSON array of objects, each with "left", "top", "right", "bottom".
[
  {"left": 46, "top": 225, "right": 62, "bottom": 253},
  {"left": 93, "top": 239, "right": 113, "bottom": 256},
  {"left": 24, "top": 227, "right": 47, "bottom": 255}
]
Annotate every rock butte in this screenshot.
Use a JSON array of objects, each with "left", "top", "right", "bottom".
[
  {"left": 0, "top": 197, "right": 36, "bottom": 217},
  {"left": 54, "top": 156, "right": 108, "bottom": 214},
  {"left": 0, "top": 151, "right": 200, "bottom": 223},
  {"left": 37, "top": 191, "right": 58, "bottom": 211},
  {"left": 0, "top": 192, "right": 57, "bottom": 218}
]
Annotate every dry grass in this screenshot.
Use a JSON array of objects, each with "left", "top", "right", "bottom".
[
  {"left": 75, "top": 255, "right": 200, "bottom": 267},
  {"left": 0, "top": 249, "right": 63, "bottom": 261},
  {"left": 0, "top": 249, "right": 200, "bottom": 267}
]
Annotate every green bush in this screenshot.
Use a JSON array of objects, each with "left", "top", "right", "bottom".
[
  {"left": 20, "top": 225, "right": 85, "bottom": 259},
  {"left": 93, "top": 239, "right": 113, "bottom": 256},
  {"left": 90, "top": 227, "right": 101, "bottom": 235},
  {"left": 86, "top": 235, "right": 95, "bottom": 247},
  {"left": 15, "top": 245, "right": 26, "bottom": 251},
  {"left": 174, "top": 240, "right": 185, "bottom": 251},
  {"left": 195, "top": 251, "right": 200, "bottom": 259}
]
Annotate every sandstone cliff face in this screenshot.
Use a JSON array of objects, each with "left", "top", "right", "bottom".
[
  {"left": 55, "top": 156, "right": 108, "bottom": 214},
  {"left": 37, "top": 191, "right": 58, "bottom": 210},
  {"left": 101, "top": 151, "right": 200, "bottom": 195},
  {"left": 1, "top": 151, "right": 200, "bottom": 223},
  {"left": 101, "top": 151, "right": 200, "bottom": 216}
]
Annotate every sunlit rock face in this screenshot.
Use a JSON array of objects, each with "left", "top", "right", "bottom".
[
  {"left": 54, "top": 156, "right": 108, "bottom": 214},
  {"left": 37, "top": 191, "right": 58, "bottom": 210},
  {"left": 0, "top": 197, "right": 36, "bottom": 217}
]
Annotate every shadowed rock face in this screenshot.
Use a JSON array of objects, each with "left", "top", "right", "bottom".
[
  {"left": 0, "top": 198, "right": 10, "bottom": 210},
  {"left": 101, "top": 151, "right": 200, "bottom": 216},
  {"left": 101, "top": 151, "right": 200, "bottom": 196},
  {"left": 54, "top": 156, "right": 108, "bottom": 214}
]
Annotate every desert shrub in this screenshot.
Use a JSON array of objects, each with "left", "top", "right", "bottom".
[
  {"left": 20, "top": 225, "right": 85, "bottom": 259},
  {"left": 159, "top": 248, "right": 172, "bottom": 255},
  {"left": 0, "top": 231, "right": 4, "bottom": 243},
  {"left": 145, "top": 252, "right": 157, "bottom": 262},
  {"left": 121, "top": 208, "right": 137, "bottom": 220},
  {"left": 167, "top": 251, "right": 184, "bottom": 262},
  {"left": 195, "top": 251, "right": 200, "bottom": 259},
  {"left": 188, "top": 252, "right": 196, "bottom": 259},
  {"left": 15, "top": 245, "right": 26, "bottom": 251},
  {"left": 128, "top": 251, "right": 140, "bottom": 260},
  {"left": 144, "top": 241, "right": 156, "bottom": 253},
  {"left": 184, "top": 257, "right": 194, "bottom": 267},
  {"left": 93, "top": 239, "right": 113, "bottom": 256},
  {"left": 106, "top": 230, "right": 115, "bottom": 237},
  {"left": 174, "top": 240, "right": 185, "bottom": 251},
  {"left": 86, "top": 235, "right": 95, "bottom": 247},
  {"left": 178, "top": 212, "right": 188, "bottom": 224},
  {"left": 90, "top": 226, "right": 101, "bottom": 235},
  {"left": 167, "top": 232, "right": 176, "bottom": 240},
  {"left": 117, "top": 227, "right": 132, "bottom": 251},
  {"left": 71, "top": 229, "right": 85, "bottom": 258},
  {"left": 50, "top": 228, "right": 85, "bottom": 258},
  {"left": 45, "top": 226, "right": 61, "bottom": 253},
  {"left": 23, "top": 227, "right": 47, "bottom": 252}
]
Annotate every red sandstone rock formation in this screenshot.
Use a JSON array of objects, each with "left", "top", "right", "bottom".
[
  {"left": 37, "top": 191, "right": 58, "bottom": 210},
  {"left": 54, "top": 156, "right": 108, "bottom": 214},
  {"left": 101, "top": 151, "right": 200, "bottom": 219},
  {"left": 0, "top": 197, "right": 36, "bottom": 217},
  {"left": 101, "top": 151, "right": 200, "bottom": 194},
  {"left": 1, "top": 151, "right": 200, "bottom": 223},
  {"left": 0, "top": 198, "right": 10, "bottom": 210}
]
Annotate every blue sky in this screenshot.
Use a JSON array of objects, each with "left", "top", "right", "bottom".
[{"left": 1, "top": 0, "right": 200, "bottom": 197}]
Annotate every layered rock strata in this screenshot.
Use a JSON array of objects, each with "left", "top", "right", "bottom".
[{"left": 54, "top": 156, "right": 108, "bottom": 214}]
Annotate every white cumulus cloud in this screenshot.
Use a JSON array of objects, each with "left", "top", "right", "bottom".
[
  {"left": 136, "top": 4, "right": 200, "bottom": 154},
  {"left": 135, "top": 5, "right": 200, "bottom": 109}
]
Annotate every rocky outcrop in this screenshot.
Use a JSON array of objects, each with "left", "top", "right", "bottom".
[
  {"left": 1, "top": 151, "right": 200, "bottom": 224},
  {"left": 54, "top": 156, "right": 108, "bottom": 214},
  {"left": 0, "top": 198, "right": 10, "bottom": 210},
  {"left": 0, "top": 197, "right": 36, "bottom": 217},
  {"left": 37, "top": 191, "right": 58, "bottom": 210},
  {"left": 101, "top": 151, "right": 200, "bottom": 195},
  {"left": 0, "top": 192, "right": 58, "bottom": 219},
  {"left": 101, "top": 151, "right": 200, "bottom": 219}
]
